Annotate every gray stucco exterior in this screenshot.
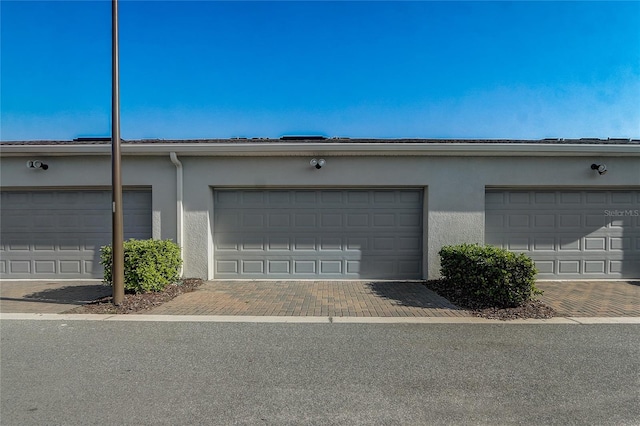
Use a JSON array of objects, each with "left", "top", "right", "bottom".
[{"left": 1, "top": 138, "right": 639, "bottom": 280}]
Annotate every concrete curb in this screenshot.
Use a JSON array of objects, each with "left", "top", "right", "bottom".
[{"left": 2, "top": 313, "right": 640, "bottom": 324}]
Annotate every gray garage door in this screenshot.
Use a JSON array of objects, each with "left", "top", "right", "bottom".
[
  {"left": 486, "top": 190, "right": 640, "bottom": 279},
  {"left": 213, "top": 189, "right": 423, "bottom": 279},
  {"left": 0, "top": 190, "right": 152, "bottom": 279}
]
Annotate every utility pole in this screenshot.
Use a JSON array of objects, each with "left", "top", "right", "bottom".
[{"left": 111, "top": 0, "right": 124, "bottom": 305}]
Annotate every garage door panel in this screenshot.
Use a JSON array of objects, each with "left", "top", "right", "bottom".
[
  {"left": 4, "top": 236, "right": 31, "bottom": 251},
  {"left": 268, "top": 213, "right": 291, "bottom": 228},
  {"left": 216, "top": 260, "right": 238, "bottom": 274},
  {"left": 268, "top": 260, "right": 290, "bottom": 274},
  {"left": 242, "top": 213, "right": 265, "bottom": 228},
  {"left": 294, "top": 213, "right": 316, "bottom": 228},
  {"left": 321, "top": 213, "right": 343, "bottom": 228},
  {"left": 34, "top": 260, "right": 56, "bottom": 274},
  {"left": 559, "top": 192, "right": 582, "bottom": 204},
  {"left": 507, "top": 237, "right": 530, "bottom": 251},
  {"left": 534, "top": 260, "right": 555, "bottom": 274},
  {"left": 124, "top": 210, "right": 151, "bottom": 225},
  {"left": 508, "top": 192, "right": 532, "bottom": 204},
  {"left": 242, "top": 260, "right": 265, "bottom": 274},
  {"left": 485, "top": 191, "right": 506, "bottom": 205},
  {"left": 82, "top": 236, "right": 106, "bottom": 251},
  {"left": 241, "top": 236, "right": 264, "bottom": 251},
  {"left": 9, "top": 260, "right": 31, "bottom": 274},
  {"left": 33, "top": 241, "right": 56, "bottom": 251},
  {"left": 319, "top": 237, "right": 342, "bottom": 251},
  {"left": 215, "top": 257, "right": 426, "bottom": 279},
  {"left": 609, "top": 217, "right": 634, "bottom": 228},
  {"left": 558, "top": 260, "right": 581, "bottom": 274},
  {"left": 584, "top": 237, "right": 606, "bottom": 250},
  {"left": 610, "top": 192, "right": 634, "bottom": 203},
  {"left": 584, "top": 261, "right": 606, "bottom": 274},
  {"left": 533, "top": 192, "right": 556, "bottom": 203},
  {"left": 399, "top": 259, "right": 423, "bottom": 275},
  {"left": 399, "top": 236, "right": 421, "bottom": 250},
  {"left": 558, "top": 214, "right": 582, "bottom": 228},
  {"left": 57, "top": 212, "right": 83, "bottom": 229},
  {"left": 486, "top": 190, "right": 639, "bottom": 279},
  {"left": 216, "top": 232, "right": 419, "bottom": 252},
  {"left": 214, "top": 189, "right": 423, "bottom": 279},
  {"left": 267, "top": 237, "right": 289, "bottom": 251},
  {"left": 532, "top": 237, "right": 555, "bottom": 251},
  {"left": 123, "top": 190, "right": 151, "bottom": 206},
  {"left": 533, "top": 214, "right": 555, "bottom": 228},
  {"left": 586, "top": 192, "right": 607, "bottom": 204},
  {"left": 585, "top": 214, "right": 606, "bottom": 227},
  {"left": 60, "top": 260, "right": 83, "bottom": 274},
  {"left": 1, "top": 212, "right": 29, "bottom": 230},
  {"left": 82, "top": 212, "right": 111, "bottom": 230},
  {"left": 0, "top": 190, "right": 151, "bottom": 279},
  {"left": 398, "top": 190, "right": 422, "bottom": 204}
]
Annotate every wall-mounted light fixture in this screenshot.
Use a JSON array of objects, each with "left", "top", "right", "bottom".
[
  {"left": 26, "top": 160, "right": 49, "bottom": 170},
  {"left": 591, "top": 163, "right": 607, "bottom": 175},
  {"left": 310, "top": 158, "right": 326, "bottom": 169}
]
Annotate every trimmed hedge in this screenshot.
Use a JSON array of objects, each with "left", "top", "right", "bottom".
[
  {"left": 439, "top": 243, "right": 539, "bottom": 308},
  {"left": 100, "top": 239, "right": 182, "bottom": 293}
]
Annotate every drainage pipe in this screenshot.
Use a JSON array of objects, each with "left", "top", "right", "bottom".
[{"left": 169, "top": 152, "right": 184, "bottom": 276}]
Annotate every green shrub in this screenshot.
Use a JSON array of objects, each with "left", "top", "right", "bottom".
[
  {"left": 100, "top": 239, "right": 182, "bottom": 293},
  {"left": 439, "top": 243, "right": 539, "bottom": 308}
]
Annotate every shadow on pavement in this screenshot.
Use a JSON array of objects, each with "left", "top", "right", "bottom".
[
  {"left": 366, "top": 281, "right": 465, "bottom": 310},
  {"left": 13, "top": 285, "right": 112, "bottom": 305}
]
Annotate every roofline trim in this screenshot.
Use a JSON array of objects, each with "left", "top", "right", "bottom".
[{"left": 1, "top": 142, "right": 638, "bottom": 157}]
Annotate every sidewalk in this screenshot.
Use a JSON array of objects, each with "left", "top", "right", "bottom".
[{"left": 1, "top": 279, "right": 638, "bottom": 318}]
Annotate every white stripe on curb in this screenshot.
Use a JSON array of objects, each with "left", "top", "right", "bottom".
[{"left": 1, "top": 313, "right": 639, "bottom": 324}]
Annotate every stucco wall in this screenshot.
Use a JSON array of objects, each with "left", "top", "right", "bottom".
[
  {"left": 178, "top": 154, "right": 638, "bottom": 279},
  {"left": 1, "top": 151, "right": 638, "bottom": 280}
]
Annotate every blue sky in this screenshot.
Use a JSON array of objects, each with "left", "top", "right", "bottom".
[{"left": 1, "top": 1, "right": 639, "bottom": 141}]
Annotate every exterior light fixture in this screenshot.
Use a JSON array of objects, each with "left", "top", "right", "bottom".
[
  {"left": 26, "top": 160, "right": 48, "bottom": 170},
  {"left": 591, "top": 163, "right": 607, "bottom": 175},
  {"left": 310, "top": 158, "right": 326, "bottom": 169}
]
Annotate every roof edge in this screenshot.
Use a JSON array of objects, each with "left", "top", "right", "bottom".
[{"left": 1, "top": 141, "right": 639, "bottom": 157}]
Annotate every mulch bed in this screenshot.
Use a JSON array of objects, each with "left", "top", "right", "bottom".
[
  {"left": 424, "top": 279, "right": 556, "bottom": 320},
  {"left": 64, "top": 278, "right": 204, "bottom": 314}
]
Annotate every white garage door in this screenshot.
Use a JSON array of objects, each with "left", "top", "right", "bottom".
[
  {"left": 486, "top": 190, "right": 640, "bottom": 279},
  {"left": 213, "top": 189, "right": 424, "bottom": 279},
  {"left": 0, "top": 190, "right": 152, "bottom": 279}
]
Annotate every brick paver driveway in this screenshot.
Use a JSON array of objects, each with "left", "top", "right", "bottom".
[
  {"left": 2, "top": 279, "right": 638, "bottom": 318},
  {"left": 146, "top": 281, "right": 470, "bottom": 317},
  {"left": 148, "top": 280, "right": 640, "bottom": 317},
  {"left": 536, "top": 280, "right": 640, "bottom": 317}
]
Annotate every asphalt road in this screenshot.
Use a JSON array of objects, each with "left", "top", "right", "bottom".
[{"left": 1, "top": 321, "right": 638, "bottom": 425}]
